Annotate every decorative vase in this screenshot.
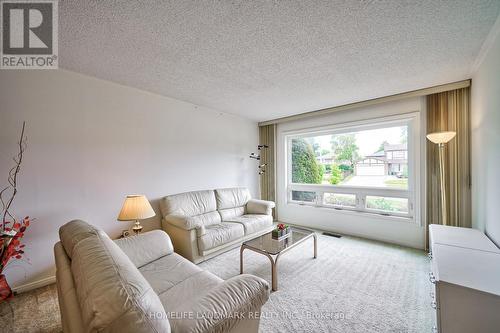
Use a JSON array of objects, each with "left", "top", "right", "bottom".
[{"left": 0, "top": 274, "right": 13, "bottom": 302}]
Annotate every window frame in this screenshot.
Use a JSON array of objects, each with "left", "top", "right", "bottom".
[{"left": 284, "top": 114, "right": 418, "bottom": 220}]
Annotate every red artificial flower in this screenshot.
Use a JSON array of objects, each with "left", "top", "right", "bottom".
[{"left": 1, "top": 217, "right": 34, "bottom": 276}]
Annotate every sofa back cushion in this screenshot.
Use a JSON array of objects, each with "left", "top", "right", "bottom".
[
  {"left": 68, "top": 225, "right": 170, "bottom": 332},
  {"left": 59, "top": 219, "right": 99, "bottom": 258},
  {"left": 184, "top": 210, "right": 222, "bottom": 228},
  {"left": 218, "top": 206, "right": 245, "bottom": 221},
  {"left": 114, "top": 230, "right": 174, "bottom": 268},
  {"left": 215, "top": 188, "right": 251, "bottom": 220},
  {"left": 160, "top": 190, "right": 217, "bottom": 217}
]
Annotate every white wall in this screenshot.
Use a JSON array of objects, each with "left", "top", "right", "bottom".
[
  {"left": 471, "top": 21, "right": 500, "bottom": 246},
  {"left": 0, "top": 70, "right": 259, "bottom": 289},
  {"left": 276, "top": 97, "right": 427, "bottom": 249}
]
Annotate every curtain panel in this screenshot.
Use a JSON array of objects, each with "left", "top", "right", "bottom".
[
  {"left": 426, "top": 87, "right": 471, "bottom": 249},
  {"left": 259, "top": 124, "right": 276, "bottom": 219}
]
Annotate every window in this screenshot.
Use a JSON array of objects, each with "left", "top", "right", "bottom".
[
  {"left": 287, "top": 118, "right": 414, "bottom": 219},
  {"left": 366, "top": 196, "right": 409, "bottom": 214},
  {"left": 324, "top": 193, "right": 356, "bottom": 208},
  {"left": 291, "top": 190, "right": 316, "bottom": 202}
]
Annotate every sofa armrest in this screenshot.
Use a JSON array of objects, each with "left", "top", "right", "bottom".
[
  {"left": 170, "top": 274, "right": 270, "bottom": 333},
  {"left": 246, "top": 199, "right": 275, "bottom": 215},
  {"left": 114, "top": 230, "right": 173, "bottom": 268},
  {"left": 164, "top": 214, "right": 202, "bottom": 231}
]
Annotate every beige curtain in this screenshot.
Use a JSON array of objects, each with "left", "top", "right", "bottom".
[
  {"left": 259, "top": 124, "right": 276, "bottom": 219},
  {"left": 426, "top": 87, "right": 471, "bottom": 249}
]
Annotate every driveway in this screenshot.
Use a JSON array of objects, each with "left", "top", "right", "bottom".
[{"left": 341, "top": 175, "right": 399, "bottom": 187}]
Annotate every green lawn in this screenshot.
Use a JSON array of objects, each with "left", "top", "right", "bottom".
[{"left": 384, "top": 178, "right": 408, "bottom": 189}]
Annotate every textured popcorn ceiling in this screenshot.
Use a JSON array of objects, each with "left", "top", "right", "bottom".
[{"left": 59, "top": 1, "right": 500, "bottom": 121}]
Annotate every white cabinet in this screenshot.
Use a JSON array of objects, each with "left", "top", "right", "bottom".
[
  {"left": 429, "top": 225, "right": 500, "bottom": 333},
  {"left": 429, "top": 224, "right": 500, "bottom": 253}
]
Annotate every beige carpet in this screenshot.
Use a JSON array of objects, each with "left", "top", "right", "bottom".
[
  {"left": 0, "top": 284, "right": 60, "bottom": 333},
  {"left": 200, "top": 233, "right": 434, "bottom": 333},
  {"left": 0, "top": 233, "right": 433, "bottom": 332}
]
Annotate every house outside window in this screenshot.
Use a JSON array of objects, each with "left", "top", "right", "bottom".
[{"left": 357, "top": 143, "right": 408, "bottom": 177}]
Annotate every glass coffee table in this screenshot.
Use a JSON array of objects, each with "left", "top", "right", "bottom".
[{"left": 240, "top": 227, "right": 317, "bottom": 291}]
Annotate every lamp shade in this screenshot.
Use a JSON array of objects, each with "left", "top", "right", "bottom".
[
  {"left": 117, "top": 195, "right": 155, "bottom": 221},
  {"left": 426, "top": 131, "right": 456, "bottom": 144}
]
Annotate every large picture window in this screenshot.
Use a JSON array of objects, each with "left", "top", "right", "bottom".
[{"left": 286, "top": 117, "right": 416, "bottom": 219}]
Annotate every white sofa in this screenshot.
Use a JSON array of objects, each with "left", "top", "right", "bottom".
[
  {"left": 160, "top": 187, "right": 275, "bottom": 263},
  {"left": 54, "top": 220, "right": 270, "bottom": 333}
]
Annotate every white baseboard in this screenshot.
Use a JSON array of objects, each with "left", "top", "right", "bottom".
[{"left": 12, "top": 275, "right": 56, "bottom": 294}]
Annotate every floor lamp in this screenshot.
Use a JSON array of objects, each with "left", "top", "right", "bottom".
[{"left": 426, "top": 131, "right": 456, "bottom": 226}]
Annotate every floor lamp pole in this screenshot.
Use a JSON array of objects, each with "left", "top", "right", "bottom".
[
  {"left": 426, "top": 131, "right": 456, "bottom": 227},
  {"left": 438, "top": 143, "right": 447, "bottom": 226}
]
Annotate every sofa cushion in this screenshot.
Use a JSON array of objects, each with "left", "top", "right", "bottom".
[
  {"left": 139, "top": 252, "right": 203, "bottom": 296},
  {"left": 197, "top": 222, "right": 244, "bottom": 252},
  {"left": 224, "top": 214, "right": 273, "bottom": 235},
  {"left": 164, "top": 211, "right": 222, "bottom": 231},
  {"left": 59, "top": 219, "right": 99, "bottom": 258},
  {"left": 114, "top": 230, "right": 174, "bottom": 268},
  {"left": 160, "top": 190, "right": 217, "bottom": 217},
  {"left": 158, "top": 270, "right": 222, "bottom": 315},
  {"left": 215, "top": 187, "right": 251, "bottom": 210},
  {"left": 218, "top": 206, "right": 245, "bottom": 221},
  {"left": 70, "top": 229, "right": 169, "bottom": 332}
]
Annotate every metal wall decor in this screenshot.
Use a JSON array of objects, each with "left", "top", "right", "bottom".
[{"left": 250, "top": 145, "right": 269, "bottom": 175}]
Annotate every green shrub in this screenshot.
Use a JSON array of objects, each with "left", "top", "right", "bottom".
[
  {"left": 371, "top": 198, "right": 396, "bottom": 211},
  {"left": 338, "top": 164, "right": 353, "bottom": 172},
  {"left": 292, "top": 138, "right": 323, "bottom": 184},
  {"left": 330, "top": 164, "right": 342, "bottom": 185}
]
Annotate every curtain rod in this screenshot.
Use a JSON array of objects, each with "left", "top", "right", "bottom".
[{"left": 258, "top": 79, "right": 471, "bottom": 127}]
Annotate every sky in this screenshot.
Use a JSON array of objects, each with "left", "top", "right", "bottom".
[{"left": 313, "top": 126, "right": 406, "bottom": 157}]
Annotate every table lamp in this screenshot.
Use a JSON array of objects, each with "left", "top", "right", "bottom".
[
  {"left": 426, "top": 131, "right": 456, "bottom": 226},
  {"left": 117, "top": 195, "right": 155, "bottom": 235}
]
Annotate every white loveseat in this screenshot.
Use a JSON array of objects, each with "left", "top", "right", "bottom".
[
  {"left": 160, "top": 187, "right": 275, "bottom": 263},
  {"left": 54, "top": 220, "right": 270, "bottom": 333}
]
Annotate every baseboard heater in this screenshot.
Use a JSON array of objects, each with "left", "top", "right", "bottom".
[{"left": 323, "top": 232, "right": 342, "bottom": 238}]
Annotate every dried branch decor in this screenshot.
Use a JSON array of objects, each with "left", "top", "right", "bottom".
[
  {"left": 0, "top": 122, "right": 33, "bottom": 302},
  {"left": 1, "top": 122, "right": 27, "bottom": 231}
]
